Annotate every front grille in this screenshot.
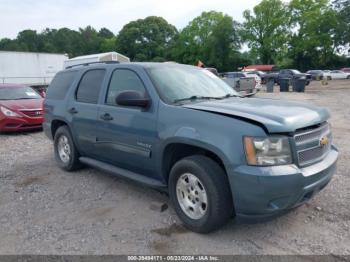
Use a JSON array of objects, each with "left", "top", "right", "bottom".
[
  {"left": 294, "top": 122, "right": 332, "bottom": 166},
  {"left": 20, "top": 110, "right": 43, "bottom": 117}
]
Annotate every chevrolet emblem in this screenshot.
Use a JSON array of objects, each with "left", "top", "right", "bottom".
[{"left": 320, "top": 136, "right": 329, "bottom": 147}]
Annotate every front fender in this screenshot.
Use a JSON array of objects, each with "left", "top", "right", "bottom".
[{"left": 160, "top": 134, "right": 232, "bottom": 171}]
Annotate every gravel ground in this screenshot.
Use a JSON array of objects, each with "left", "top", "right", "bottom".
[{"left": 0, "top": 80, "right": 349, "bottom": 255}]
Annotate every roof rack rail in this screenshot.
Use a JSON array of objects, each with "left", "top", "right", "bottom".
[{"left": 66, "top": 60, "right": 120, "bottom": 69}]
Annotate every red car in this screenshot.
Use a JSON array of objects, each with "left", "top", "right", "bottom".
[{"left": 0, "top": 84, "right": 44, "bottom": 132}]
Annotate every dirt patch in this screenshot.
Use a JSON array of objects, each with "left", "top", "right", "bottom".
[
  {"left": 151, "top": 223, "right": 188, "bottom": 237},
  {"left": 149, "top": 240, "right": 172, "bottom": 253},
  {"left": 14, "top": 176, "right": 44, "bottom": 187},
  {"left": 84, "top": 207, "right": 114, "bottom": 219}
]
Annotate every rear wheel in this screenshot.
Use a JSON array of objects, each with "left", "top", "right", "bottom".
[
  {"left": 169, "top": 155, "right": 234, "bottom": 233},
  {"left": 54, "top": 125, "right": 82, "bottom": 171}
]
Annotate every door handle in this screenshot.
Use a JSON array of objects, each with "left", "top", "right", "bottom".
[
  {"left": 68, "top": 107, "right": 78, "bottom": 114},
  {"left": 100, "top": 113, "right": 113, "bottom": 121}
]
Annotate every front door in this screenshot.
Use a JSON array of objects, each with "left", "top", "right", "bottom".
[{"left": 95, "top": 68, "right": 158, "bottom": 178}]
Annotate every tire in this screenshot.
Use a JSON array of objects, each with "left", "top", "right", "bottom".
[
  {"left": 347, "top": 75, "right": 350, "bottom": 79},
  {"left": 169, "top": 155, "right": 234, "bottom": 233},
  {"left": 54, "top": 125, "right": 82, "bottom": 171},
  {"left": 327, "top": 76, "right": 331, "bottom": 80}
]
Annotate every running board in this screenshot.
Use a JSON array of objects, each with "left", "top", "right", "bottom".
[{"left": 79, "top": 157, "right": 167, "bottom": 190}]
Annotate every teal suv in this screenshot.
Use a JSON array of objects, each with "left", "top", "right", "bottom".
[{"left": 44, "top": 62, "right": 338, "bottom": 233}]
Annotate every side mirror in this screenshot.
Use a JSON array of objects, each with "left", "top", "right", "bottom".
[{"left": 116, "top": 90, "right": 150, "bottom": 108}]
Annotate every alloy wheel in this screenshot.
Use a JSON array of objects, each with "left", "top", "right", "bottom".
[
  {"left": 176, "top": 173, "right": 208, "bottom": 219},
  {"left": 57, "top": 135, "right": 71, "bottom": 163}
]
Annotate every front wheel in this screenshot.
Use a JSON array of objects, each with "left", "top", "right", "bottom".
[{"left": 169, "top": 155, "right": 234, "bottom": 233}]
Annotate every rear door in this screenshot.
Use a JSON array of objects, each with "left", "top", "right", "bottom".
[
  {"left": 67, "top": 69, "right": 106, "bottom": 156},
  {"left": 94, "top": 68, "right": 159, "bottom": 178}
]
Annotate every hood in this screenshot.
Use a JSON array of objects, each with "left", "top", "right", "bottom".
[
  {"left": 183, "top": 97, "right": 329, "bottom": 133},
  {"left": 0, "top": 98, "right": 44, "bottom": 111}
]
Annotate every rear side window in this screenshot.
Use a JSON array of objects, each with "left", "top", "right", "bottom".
[
  {"left": 46, "top": 71, "right": 77, "bottom": 100},
  {"left": 76, "top": 69, "right": 106, "bottom": 104}
]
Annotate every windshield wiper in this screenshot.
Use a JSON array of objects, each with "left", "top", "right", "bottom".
[
  {"left": 174, "top": 95, "right": 224, "bottom": 104},
  {"left": 220, "top": 93, "right": 242, "bottom": 99}
]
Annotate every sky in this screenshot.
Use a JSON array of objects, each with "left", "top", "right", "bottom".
[{"left": 0, "top": 0, "right": 262, "bottom": 39}]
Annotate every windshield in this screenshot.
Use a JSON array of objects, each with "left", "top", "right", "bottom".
[
  {"left": 0, "top": 86, "right": 41, "bottom": 100},
  {"left": 147, "top": 65, "right": 239, "bottom": 104},
  {"left": 291, "top": 69, "right": 301, "bottom": 74}
]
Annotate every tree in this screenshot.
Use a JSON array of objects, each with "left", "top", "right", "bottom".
[
  {"left": 172, "top": 11, "right": 241, "bottom": 71},
  {"left": 16, "top": 30, "right": 44, "bottom": 52},
  {"left": 100, "top": 37, "right": 117, "bottom": 53},
  {"left": 78, "top": 26, "right": 103, "bottom": 55},
  {"left": 0, "top": 38, "right": 23, "bottom": 51},
  {"left": 116, "top": 16, "right": 178, "bottom": 61},
  {"left": 288, "top": 0, "right": 339, "bottom": 70},
  {"left": 241, "top": 0, "right": 290, "bottom": 65},
  {"left": 333, "top": 0, "right": 350, "bottom": 55},
  {"left": 98, "top": 28, "right": 115, "bottom": 39},
  {"left": 50, "top": 28, "right": 84, "bottom": 57}
]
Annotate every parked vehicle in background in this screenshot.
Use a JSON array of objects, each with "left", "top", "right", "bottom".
[
  {"left": 264, "top": 69, "right": 312, "bottom": 85},
  {"left": 306, "top": 70, "right": 331, "bottom": 80},
  {"left": 322, "top": 70, "right": 332, "bottom": 80},
  {"left": 44, "top": 61, "right": 338, "bottom": 233},
  {"left": 205, "top": 67, "right": 219, "bottom": 76},
  {"left": 329, "top": 70, "right": 349, "bottom": 80},
  {"left": 341, "top": 68, "right": 350, "bottom": 73},
  {"left": 0, "top": 84, "right": 44, "bottom": 132},
  {"left": 243, "top": 64, "right": 278, "bottom": 72},
  {"left": 221, "top": 72, "right": 260, "bottom": 96},
  {"left": 246, "top": 70, "right": 268, "bottom": 84}
]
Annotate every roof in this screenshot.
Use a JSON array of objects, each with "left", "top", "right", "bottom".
[
  {"left": 243, "top": 65, "right": 277, "bottom": 71},
  {"left": 63, "top": 62, "right": 195, "bottom": 71}
]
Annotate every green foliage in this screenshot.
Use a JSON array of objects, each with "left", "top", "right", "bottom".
[
  {"left": 172, "top": 11, "right": 242, "bottom": 71},
  {"left": 333, "top": 0, "right": 350, "bottom": 54},
  {"left": 0, "top": 27, "right": 115, "bottom": 57},
  {"left": 288, "top": 0, "right": 339, "bottom": 70},
  {"left": 116, "top": 16, "right": 178, "bottom": 61},
  {"left": 0, "top": 5, "right": 349, "bottom": 71},
  {"left": 241, "top": 0, "right": 290, "bottom": 65},
  {"left": 98, "top": 28, "right": 115, "bottom": 39}
]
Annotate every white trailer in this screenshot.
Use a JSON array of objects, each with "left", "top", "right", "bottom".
[
  {"left": 0, "top": 51, "right": 68, "bottom": 86},
  {"left": 64, "top": 52, "right": 130, "bottom": 68}
]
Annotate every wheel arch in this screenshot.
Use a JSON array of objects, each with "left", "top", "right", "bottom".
[
  {"left": 160, "top": 139, "right": 230, "bottom": 184},
  {"left": 51, "top": 119, "right": 69, "bottom": 138}
]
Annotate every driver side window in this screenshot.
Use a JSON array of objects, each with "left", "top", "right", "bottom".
[{"left": 106, "top": 69, "right": 146, "bottom": 105}]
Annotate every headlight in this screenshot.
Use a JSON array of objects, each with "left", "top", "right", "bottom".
[
  {"left": 244, "top": 136, "right": 292, "bottom": 166},
  {"left": 0, "top": 106, "right": 21, "bottom": 117}
]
